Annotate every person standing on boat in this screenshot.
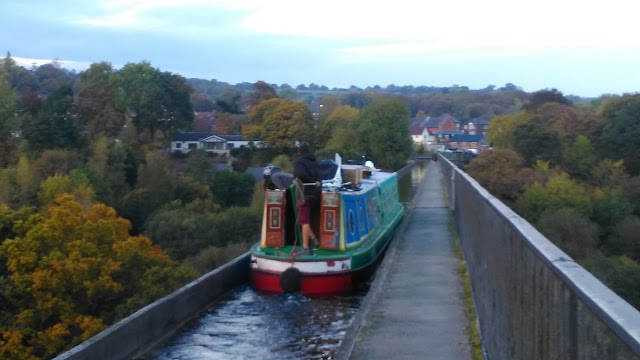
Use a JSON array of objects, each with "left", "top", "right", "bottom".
[{"left": 293, "top": 142, "right": 321, "bottom": 252}]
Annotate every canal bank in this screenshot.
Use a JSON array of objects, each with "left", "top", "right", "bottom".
[{"left": 335, "top": 160, "right": 472, "bottom": 359}]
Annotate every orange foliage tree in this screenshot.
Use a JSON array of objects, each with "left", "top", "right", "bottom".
[{"left": 0, "top": 194, "right": 196, "bottom": 359}]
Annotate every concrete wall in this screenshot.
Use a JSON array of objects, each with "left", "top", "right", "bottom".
[
  {"left": 54, "top": 253, "right": 250, "bottom": 360},
  {"left": 438, "top": 154, "right": 640, "bottom": 360}
]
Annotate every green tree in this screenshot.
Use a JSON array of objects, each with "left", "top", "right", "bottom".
[
  {"left": 137, "top": 151, "right": 176, "bottom": 206},
  {"left": 112, "top": 62, "right": 193, "bottom": 144},
  {"left": 516, "top": 174, "right": 592, "bottom": 223},
  {"left": 566, "top": 135, "right": 595, "bottom": 180},
  {"left": 597, "top": 94, "right": 640, "bottom": 175},
  {"left": 143, "top": 204, "right": 218, "bottom": 260},
  {"left": 215, "top": 89, "right": 242, "bottom": 114},
  {"left": 74, "top": 62, "right": 124, "bottom": 141},
  {"left": 356, "top": 98, "right": 412, "bottom": 170},
  {"left": 318, "top": 105, "right": 359, "bottom": 150},
  {"left": 592, "top": 188, "right": 633, "bottom": 237},
  {"left": 582, "top": 255, "right": 640, "bottom": 310},
  {"left": 604, "top": 216, "right": 640, "bottom": 261},
  {"left": 22, "top": 84, "right": 77, "bottom": 152},
  {"left": 214, "top": 207, "right": 261, "bottom": 246},
  {"left": 521, "top": 88, "right": 571, "bottom": 112},
  {"left": 536, "top": 208, "right": 598, "bottom": 260},
  {"left": 0, "top": 76, "right": 20, "bottom": 166},
  {"left": 185, "top": 149, "right": 215, "bottom": 184},
  {"left": 210, "top": 170, "right": 254, "bottom": 208},
  {"left": 512, "top": 120, "right": 562, "bottom": 166}
]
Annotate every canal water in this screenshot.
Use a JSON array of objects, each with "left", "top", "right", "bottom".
[{"left": 140, "top": 160, "right": 428, "bottom": 360}]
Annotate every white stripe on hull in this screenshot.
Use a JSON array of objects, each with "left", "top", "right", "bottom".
[{"left": 251, "top": 256, "right": 352, "bottom": 275}]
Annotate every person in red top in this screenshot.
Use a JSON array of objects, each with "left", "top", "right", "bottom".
[{"left": 293, "top": 142, "right": 321, "bottom": 253}]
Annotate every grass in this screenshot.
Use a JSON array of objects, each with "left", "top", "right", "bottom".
[{"left": 449, "top": 214, "right": 484, "bottom": 360}]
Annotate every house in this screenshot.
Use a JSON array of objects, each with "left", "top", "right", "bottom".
[
  {"left": 425, "top": 113, "right": 459, "bottom": 134},
  {"left": 410, "top": 117, "right": 444, "bottom": 151},
  {"left": 170, "top": 132, "right": 265, "bottom": 155},
  {"left": 462, "top": 118, "right": 490, "bottom": 136}
]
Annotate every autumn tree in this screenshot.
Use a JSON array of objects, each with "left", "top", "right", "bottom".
[
  {"left": 0, "top": 194, "right": 196, "bottom": 358},
  {"left": 485, "top": 112, "right": 531, "bottom": 149},
  {"left": 465, "top": 149, "right": 531, "bottom": 206},
  {"left": 243, "top": 98, "right": 314, "bottom": 153}
]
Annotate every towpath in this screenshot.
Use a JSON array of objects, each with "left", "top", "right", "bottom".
[{"left": 336, "top": 160, "right": 472, "bottom": 359}]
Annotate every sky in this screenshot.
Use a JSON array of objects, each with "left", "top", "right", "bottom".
[{"left": 2, "top": 0, "right": 640, "bottom": 98}]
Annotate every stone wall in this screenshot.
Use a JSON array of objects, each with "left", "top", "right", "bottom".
[
  {"left": 54, "top": 254, "right": 250, "bottom": 360},
  {"left": 438, "top": 154, "right": 640, "bottom": 359}
]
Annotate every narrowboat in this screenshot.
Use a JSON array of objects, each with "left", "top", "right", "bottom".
[{"left": 250, "top": 154, "right": 405, "bottom": 295}]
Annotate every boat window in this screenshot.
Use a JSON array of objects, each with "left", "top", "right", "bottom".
[{"left": 348, "top": 209, "right": 355, "bottom": 236}]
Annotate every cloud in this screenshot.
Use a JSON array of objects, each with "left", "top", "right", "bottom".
[{"left": 13, "top": 57, "right": 92, "bottom": 72}]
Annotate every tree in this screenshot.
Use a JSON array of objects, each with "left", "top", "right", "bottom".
[
  {"left": 320, "top": 106, "right": 361, "bottom": 160},
  {"left": 215, "top": 89, "right": 242, "bottom": 114},
  {"left": 1, "top": 52, "right": 38, "bottom": 92},
  {"left": 209, "top": 170, "right": 254, "bottom": 208},
  {"left": 74, "top": 62, "right": 124, "bottom": 141},
  {"left": 465, "top": 149, "right": 531, "bottom": 206},
  {"left": 214, "top": 112, "right": 242, "bottom": 135},
  {"left": 521, "top": 88, "right": 571, "bottom": 112},
  {"left": 597, "top": 94, "right": 640, "bottom": 175},
  {"left": 565, "top": 135, "right": 595, "bottom": 180},
  {"left": 143, "top": 205, "right": 218, "bottom": 260},
  {"left": 356, "top": 98, "right": 412, "bottom": 170},
  {"left": 190, "top": 92, "right": 215, "bottom": 112},
  {"left": 185, "top": 149, "right": 215, "bottom": 184},
  {"left": 244, "top": 81, "right": 277, "bottom": 110},
  {"left": 603, "top": 216, "right": 640, "bottom": 261},
  {"left": 591, "top": 188, "right": 633, "bottom": 236},
  {"left": 214, "top": 207, "right": 261, "bottom": 246},
  {"left": 516, "top": 174, "right": 592, "bottom": 223},
  {"left": 243, "top": 98, "right": 314, "bottom": 153},
  {"left": 0, "top": 194, "right": 196, "bottom": 358},
  {"left": 318, "top": 105, "right": 359, "bottom": 150},
  {"left": 512, "top": 119, "right": 562, "bottom": 166},
  {"left": 22, "top": 84, "right": 77, "bottom": 152},
  {"left": 0, "top": 76, "right": 20, "bottom": 166},
  {"left": 485, "top": 112, "right": 531, "bottom": 149},
  {"left": 536, "top": 208, "right": 599, "bottom": 260},
  {"left": 112, "top": 62, "right": 193, "bottom": 144}
]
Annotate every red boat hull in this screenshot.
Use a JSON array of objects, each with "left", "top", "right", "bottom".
[{"left": 252, "top": 270, "right": 352, "bottom": 296}]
